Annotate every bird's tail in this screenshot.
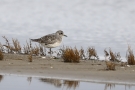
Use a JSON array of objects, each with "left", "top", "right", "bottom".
[{"left": 31, "top": 38, "right": 41, "bottom": 42}]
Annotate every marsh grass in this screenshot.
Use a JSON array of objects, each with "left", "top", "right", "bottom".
[
  {"left": 62, "top": 47, "right": 80, "bottom": 63},
  {"left": 105, "top": 61, "right": 115, "bottom": 70},
  {"left": 109, "top": 48, "right": 116, "bottom": 61},
  {"left": 31, "top": 44, "right": 39, "bottom": 55},
  {"left": 87, "top": 47, "right": 99, "bottom": 60},
  {"left": 104, "top": 48, "right": 121, "bottom": 62},
  {"left": 2, "top": 36, "right": 22, "bottom": 53},
  {"left": 28, "top": 53, "right": 32, "bottom": 62},
  {"left": 2, "top": 36, "right": 11, "bottom": 53},
  {"left": 23, "top": 41, "right": 31, "bottom": 54},
  {"left": 0, "top": 50, "right": 4, "bottom": 60},
  {"left": 79, "top": 47, "right": 85, "bottom": 59},
  {"left": 104, "top": 49, "right": 109, "bottom": 60},
  {"left": 12, "top": 38, "right": 21, "bottom": 53},
  {"left": 126, "top": 45, "right": 135, "bottom": 65}
]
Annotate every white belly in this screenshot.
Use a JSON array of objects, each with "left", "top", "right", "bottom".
[{"left": 41, "top": 42, "right": 61, "bottom": 48}]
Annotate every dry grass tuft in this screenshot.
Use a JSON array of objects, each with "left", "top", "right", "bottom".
[
  {"left": 28, "top": 53, "right": 32, "bottom": 62},
  {"left": 2, "top": 36, "right": 21, "bottom": 53},
  {"left": 126, "top": 45, "right": 135, "bottom": 65},
  {"left": 62, "top": 47, "right": 80, "bottom": 63},
  {"left": 104, "top": 48, "right": 121, "bottom": 62},
  {"left": 109, "top": 48, "right": 116, "bottom": 61},
  {"left": 87, "top": 47, "right": 99, "bottom": 60},
  {"left": 2, "top": 36, "right": 11, "bottom": 53},
  {"left": 0, "top": 43, "right": 4, "bottom": 53},
  {"left": 12, "top": 38, "right": 21, "bottom": 53},
  {"left": 0, "top": 50, "right": 4, "bottom": 60},
  {"left": 105, "top": 61, "right": 115, "bottom": 70},
  {"left": 79, "top": 47, "right": 85, "bottom": 59},
  {"left": 23, "top": 41, "right": 32, "bottom": 54},
  {"left": 31, "top": 44, "right": 39, "bottom": 55}
]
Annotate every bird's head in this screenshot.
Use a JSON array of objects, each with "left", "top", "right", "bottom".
[{"left": 56, "top": 30, "right": 67, "bottom": 37}]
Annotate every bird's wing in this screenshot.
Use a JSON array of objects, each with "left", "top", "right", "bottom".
[{"left": 40, "top": 34, "right": 58, "bottom": 44}]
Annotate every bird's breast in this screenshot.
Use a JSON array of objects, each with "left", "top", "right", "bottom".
[{"left": 41, "top": 42, "right": 61, "bottom": 48}]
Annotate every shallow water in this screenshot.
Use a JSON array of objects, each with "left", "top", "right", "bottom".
[
  {"left": 0, "top": 0, "right": 135, "bottom": 60},
  {"left": 0, "top": 75, "right": 134, "bottom": 90}
]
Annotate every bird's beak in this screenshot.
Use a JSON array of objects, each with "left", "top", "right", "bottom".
[{"left": 63, "top": 35, "right": 67, "bottom": 37}]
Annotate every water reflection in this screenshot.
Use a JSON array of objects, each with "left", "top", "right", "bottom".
[
  {"left": 0, "top": 75, "right": 134, "bottom": 90},
  {"left": 0, "top": 75, "right": 3, "bottom": 82},
  {"left": 63, "top": 80, "right": 79, "bottom": 90},
  {"left": 39, "top": 78, "right": 79, "bottom": 89},
  {"left": 27, "top": 77, "right": 32, "bottom": 85},
  {"left": 104, "top": 83, "right": 115, "bottom": 90},
  {"left": 39, "top": 78, "right": 62, "bottom": 88}
]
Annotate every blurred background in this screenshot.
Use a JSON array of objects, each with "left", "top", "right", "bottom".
[{"left": 0, "top": 0, "right": 135, "bottom": 60}]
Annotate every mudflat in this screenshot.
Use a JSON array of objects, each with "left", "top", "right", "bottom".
[{"left": 0, "top": 53, "right": 135, "bottom": 84}]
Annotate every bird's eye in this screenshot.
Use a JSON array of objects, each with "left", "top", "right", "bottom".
[{"left": 60, "top": 33, "right": 63, "bottom": 34}]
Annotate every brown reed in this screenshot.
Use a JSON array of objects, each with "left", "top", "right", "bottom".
[
  {"left": 2, "top": 36, "right": 11, "bottom": 53},
  {"left": 109, "top": 48, "right": 116, "bottom": 61},
  {"left": 62, "top": 47, "right": 80, "bottom": 63},
  {"left": 87, "top": 47, "right": 99, "bottom": 60},
  {"left": 0, "top": 50, "right": 4, "bottom": 60},
  {"left": 28, "top": 53, "right": 32, "bottom": 62},
  {"left": 126, "top": 45, "right": 135, "bottom": 65},
  {"left": 105, "top": 61, "right": 115, "bottom": 70},
  {"left": 12, "top": 38, "right": 21, "bottom": 53},
  {"left": 79, "top": 47, "right": 85, "bottom": 59}
]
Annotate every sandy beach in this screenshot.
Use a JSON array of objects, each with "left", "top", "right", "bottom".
[{"left": 0, "top": 53, "right": 135, "bottom": 85}]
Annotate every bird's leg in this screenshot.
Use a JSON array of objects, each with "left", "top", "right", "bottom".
[{"left": 49, "top": 48, "right": 53, "bottom": 57}]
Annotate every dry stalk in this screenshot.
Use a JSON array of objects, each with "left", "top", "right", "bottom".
[
  {"left": 87, "top": 47, "right": 99, "bottom": 60},
  {"left": 12, "top": 38, "right": 21, "bottom": 53},
  {"left": 0, "top": 50, "right": 4, "bottom": 60},
  {"left": 109, "top": 48, "right": 116, "bottom": 61},
  {"left": 79, "top": 47, "right": 85, "bottom": 59},
  {"left": 2, "top": 36, "right": 10, "bottom": 53},
  {"left": 105, "top": 61, "right": 115, "bottom": 70},
  {"left": 28, "top": 53, "right": 32, "bottom": 62},
  {"left": 126, "top": 45, "right": 135, "bottom": 65}
]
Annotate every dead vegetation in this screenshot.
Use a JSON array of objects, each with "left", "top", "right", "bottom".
[
  {"left": 28, "top": 53, "right": 32, "bottom": 62},
  {"left": 62, "top": 47, "right": 80, "bottom": 63},
  {"left": 79, "top": 47, "right": 85, "bottom": 59},
  {"left": 105, "top": 61, "right": 115, "bottom": 70},
  {"left": 104, "top": 48, "right": 121, "bottom": 62},
  {"left": 23, "top": 40, "right": 31, "bottom": 54},
  {"left": 87, "top": 47, "right": 99, "bottom": 60},
  {"left": 12, "top": 38, "right": 21, "bottom": 53},
  {"left": 2, "top": 36, "right": 22, "bottom": 53},
  {"left": 126, "top": 45, "right": 135, "bottom": 65},
  {"left": 0, "top": 50, "right": 4, "bottom": 60}
]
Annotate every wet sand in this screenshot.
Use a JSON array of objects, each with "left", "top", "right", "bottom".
[{"left": 0, "top": 54, "right": 135, "bottom": 84}]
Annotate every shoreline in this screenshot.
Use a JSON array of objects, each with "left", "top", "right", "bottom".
[{"left": 0, "top": 54, "right": 135, "bottom": 85}]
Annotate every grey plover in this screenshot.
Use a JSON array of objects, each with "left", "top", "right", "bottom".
[{"left": 31, "top": 30, "right": 67, "bottom": 55}]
